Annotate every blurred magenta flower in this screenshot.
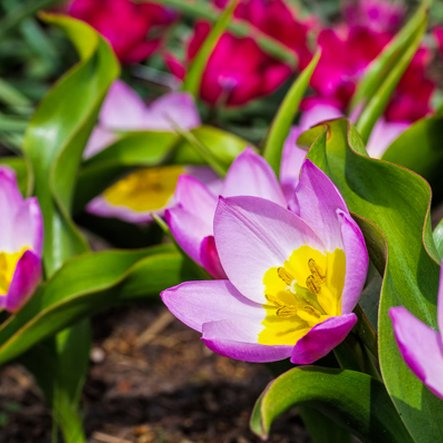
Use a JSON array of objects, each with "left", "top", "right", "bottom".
[
  {"left": 84, "top": 80, "right": 201, "bottom": 158},
  {"left": 162, "top": 160, "right": 368, "bottom": 363},
  {"left": 167, "top": 23, "right": 291, "bottom": 106},
  {"left": 343, "top": 0, "right": 404, "bottom": 33},
  {"left": 311, "top": 0, "right": 434, "bottom": 123},
  {"left": 0, "top": 168, "right": 43, "bottom": 313},
  {"left": 214, "top": 0, "right": 314, "bottom": 69},
  {"left": 67, "top": 0, "right": 175, "bottom": 63},
  {"left": 390, "top": 265, "right": 443, "bottom": 400}
]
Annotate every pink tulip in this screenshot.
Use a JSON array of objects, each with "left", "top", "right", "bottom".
[
  {"left": 162, "top": 159, "right": 368, "bottom": 364},
  {"left": 0, "top": 168, "right": 43, "bottom": 313},
  {"left": 390, "top": 264, "right": 443, "bottom": 400},
  {"left": 67, "top": 0, "right": 175, "bottom": 64}
]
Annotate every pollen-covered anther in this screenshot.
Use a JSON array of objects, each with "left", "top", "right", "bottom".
[
  {"left": 306, "top": 274, "right": 321, "bottom": 294},
  {"left": 308, "top": 258, "right": 326, "bottom": 283},
  {"left": 277, "top": 266, "right": 294, "bottom": 285}
]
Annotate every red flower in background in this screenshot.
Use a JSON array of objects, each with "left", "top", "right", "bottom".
[
  {"left": 167, "top": 0, "right": 314, "bottom": 107},
  {"left": 214, "top": 0, "right": 314, "bottom": 69},
  {"left": 310, "top": 0, "right": 435, "bottom": 123},
  {"left": 68, "top": 0, "right": 175, "bottom": 64}
]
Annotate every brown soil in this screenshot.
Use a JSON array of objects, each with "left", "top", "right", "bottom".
[{"left": 0, "top": 304, "right": 310, "bottom": 443}]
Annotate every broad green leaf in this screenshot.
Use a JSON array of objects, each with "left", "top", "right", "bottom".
[
  {"left": 22, "top": 14, "right": 119, "bottom": 275},
  {"left": 152, "top": 0, "right": 297, "bottom": 66},
  {"left": 382, "top": 115, "right": 443, "bottom": 180},
  {"left": 75, "top": 126, "right": 250, "bottom": 211},
  {"left": 0, "top": 245, "right": 191, "bottom": 365},
  {"left": 305, "top": 119, "right": 442, "bottom": 441},
  {"left": 251, "top": 366, "right": 411, "bottom": 442},
  {"left": 353, "top": 5, "right": 427, "bottom": 142},
  {"left": 22, "top": 321, "right": 90, "bottom": 443},
  {"left": 182, "top": 0, "right": 238, "bottom": 97},
  {"left": 263, "top": 52, "right": 320, "bottom": 175}
]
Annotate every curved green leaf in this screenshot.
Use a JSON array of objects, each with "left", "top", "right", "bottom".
[
  {"left": 0, "top": 245, "right": 191, "bottom": 365},
  {"left": 263, "top": 51, "right": 320, "bottom": 175},
  {"left": 433, "top": 219, "right": 443, "bottom": 261},
  {"left": 251, "top": 366, "right": 411, "bottom": 443},
  {"left": 22, "top": 14, "right": 120, "bottom": 275},
  {"left": 305, "top": 118, "right": 442, "bottom": 442}
]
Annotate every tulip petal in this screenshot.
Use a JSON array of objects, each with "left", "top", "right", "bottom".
[
  {"left": 100, "top": 80, "right": 147, "bottom": 129},
  {"left": 214, "top": 196, "right": 323, "bottom": 304},
  {"left": 202, "top": 319, "right": 293, "bottom": 363},
  {"left": 145, "top": 92, "right": 200, "bottom": 130},
  {"left": 337, "top": 210, "right": 368, "bottom": 313},
  {"left": 83, "top": 126, "right": 117, "bottom": 158},
  {"left": 5, "top": 250, "right": 42, "bottom": 312},
  {"left": 439, "top": 265, "right": 443, "bottom": 339},
  {"left": 161, "top": 280, "right": 264, "bottom": 333},
  {"left": 222, "top": 148, "right": 286, "bottom": 206},
  {"left": 390, "top": 307, "right": 443, "bottom": 400},
  {"left": 200, "top": 236, "right": 226, "bottom": 279},
  {"left": 13, "top": 197, "right": 43, "bottom": 255},
  {"left": 294, "top": 160, "right": 349, "bottom": 250},
  {"left": 290, "top": 313, "right": 357, "bottom": 364}
]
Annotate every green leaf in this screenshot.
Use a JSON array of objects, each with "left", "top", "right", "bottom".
[
  {"left": 381, "top": 115, "right": 443, "bottom": 180},
  {"left": 263, "top": 51, "right": 320, "bottom": 175},
  {"left": 22, "top": 321, "right": 90, "bottom": 443},
  {"left": 305, "top": 118, "right": 442, "bottom": 442},
  {"left": 152, "top": 0, "right": 297, "bottom": 66},
  {"left": 353, "top": 5, "right": 428, "bottom": 142},
  {"left": 22, "top": 14, "right": 120, "bottom": 275},
  {"left": 251, "top": 366, "right": 411, "bottom": 442},
  {"left": 75, "top": 126, "right": 250, "bottom": 211},
  {"left": 0, "top": 245, "right": 191, "bottom": 365},
  {"left": 299, "top": 406, "right": 351, "bottom": 443},
  {"left": 182, "top": 0, "right": 238, "bottom": 97}
]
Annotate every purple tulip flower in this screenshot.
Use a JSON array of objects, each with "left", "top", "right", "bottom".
[
  {"left": 0, "top": 168, "right": 43, "bottom": 312},
  {"left": 162, "top": 159, "right": 368, "bottom": 364},
  {"left": 390, "top": 266, "right": 443, "bottom": 400}
]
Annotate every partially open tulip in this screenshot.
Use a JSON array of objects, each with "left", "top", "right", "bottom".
[
  {"left": 67, "top": 0, "right": 175, "bottom": 64},
  {"left": 84, "top": 80, "right": 201, "bottom": 158},
  {"left": 162, "top": 160, "right": 368, "bottom": 363},
  {"left": 165, "top": 148, "right": 287, "bottom": 278},
  {"left": 85, "top": 80, "right": 215, "bottom": 223},
  {"left": 0, "top": 168, "right": 43, "bottom": 313},
  {"left": 390, "top": 265, "right": 443, "bottom": 400}
]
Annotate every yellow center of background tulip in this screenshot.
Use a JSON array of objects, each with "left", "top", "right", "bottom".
[
  {"left": 0, "top": 247, "right": 29, "bottom": 294},
  {"left": 259, "top": 245, "right": 346, "bottom": 345},
  {"left": 103, "top": 166, "right": 186, "bottom": 212}
]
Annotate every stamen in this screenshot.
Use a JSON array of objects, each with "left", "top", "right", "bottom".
[
  {"left": 277, "top": 267, "right": 294, "bottom": 285},
  {"left": 276, "top": 305, "right": 298, "bottom": 317},
  {"left": 308, "top": 258, "right": 326, "bottom": 283},
  {"left": 306, "top": 275, "right": 321, "bottom": 294}
]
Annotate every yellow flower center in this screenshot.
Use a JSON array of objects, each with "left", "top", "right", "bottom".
[
  {"left": 259, "top": 245, "right": 346, "bottom": 346},
  {"left": 103, "top": 166, "right": 186, "bottom": 212},
  {"left": 0, "top": 247, "right": 29, "bottom": 295}
]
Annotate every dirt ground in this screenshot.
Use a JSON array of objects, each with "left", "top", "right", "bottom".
[{"left": 0, "top": 304, "right": 310, "bottom": 443}]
